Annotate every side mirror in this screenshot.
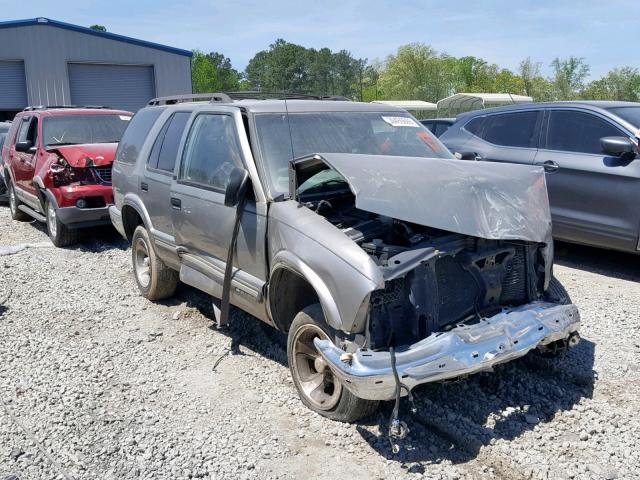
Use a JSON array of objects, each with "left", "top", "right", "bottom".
[
  {"left": 456, "top": 151, "right": 481, "bottom": 161},
  {"left": 15, "top": 140, "right": 33, "bottom": 153},
  {"left": 601, "top": 136, "right": 636, "bottom": 157},
  {"left": 224, "top": 167, "right": 249, "bottom": 207}
]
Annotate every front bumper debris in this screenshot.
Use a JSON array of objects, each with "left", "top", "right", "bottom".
[{"left": 314, "top": 301, "right": 580, "bottom": 401}]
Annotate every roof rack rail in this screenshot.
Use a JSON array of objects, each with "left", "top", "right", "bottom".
[
  {"left": 147, "top": 91, "right": 353, "bottom": 106},
  {"left": 147, "top": 93, "right": 233, "bottom": 106},
  {"left": 22, "top": 105, "right": 110, "bottom": 111}
]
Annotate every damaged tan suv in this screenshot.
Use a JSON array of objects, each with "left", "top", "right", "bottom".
[{"left": 110, "top": 93, "right": 581, "bottom": 431}]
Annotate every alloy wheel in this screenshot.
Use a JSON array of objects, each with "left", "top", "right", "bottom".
[
  {"left": 47, "top": 202, "right": 57, "bottom": 238},
  {"left": 291, "top": 323, "right": 342, "bottom": 410},
  {"left": 134, "top": 237, "right": 151, "bottom": 288}
]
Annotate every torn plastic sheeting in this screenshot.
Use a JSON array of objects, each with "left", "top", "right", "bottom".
[{"left": 315, "top": 153, "right": 552, "bottom": 243}]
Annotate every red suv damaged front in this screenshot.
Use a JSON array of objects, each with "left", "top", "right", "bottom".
[{"left": 2, "top": 107, "right": 132, "bottom": 246}]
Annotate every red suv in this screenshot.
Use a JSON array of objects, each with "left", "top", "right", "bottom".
[{"left": 1, "top": 106, "right": 132, "bottom": 246}]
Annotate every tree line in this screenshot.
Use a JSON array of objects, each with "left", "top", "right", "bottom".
[{"left": 191, "top": 40, "right": 640, "bottom": 103}]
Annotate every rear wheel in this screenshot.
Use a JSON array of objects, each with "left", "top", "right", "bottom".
[
  {"left": 287, "top": 304, "right": 378, "bottom": 422},
  {"left": 8, "top": 182, "right": 29, "bottom": 221},
  {"left": 132, "top": 225, "right": 178, "bottom": 300},
  {"left": 46, "top": 200, "right": 78, "bottom": 247}
]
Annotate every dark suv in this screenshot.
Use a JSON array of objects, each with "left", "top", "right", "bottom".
[
  {"left": 2, "top": 106, "right": 132, "bottom": 246},
  {"left": 440, "top": 101, "right": 640, "bottom": 254},
  {"left": 110, "top": 93, "right": 579, "bottom": 425}
]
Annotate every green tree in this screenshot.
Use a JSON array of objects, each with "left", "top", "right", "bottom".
[
  {"left": 89, "top": 25, "right": 107, "bottom": 32},
  {"left": 378, "top": 43, "right": 458, "bottom": 102},
  {"left": 245, "top": 39, "right": 364, "bottom": 97},
  {"left": 581, "top": 67, "right": 640, "bottom": 101},
  {"left": 550, "top": 57, "right": 590, "bottom": 100},
  {"left": 191, "top": 50, "right": 240, "bottom": 93}
]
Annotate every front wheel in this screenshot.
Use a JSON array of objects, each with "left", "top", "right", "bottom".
[
  {"left": 46, "top": 200, "right": 78, "bottom": 247},
  {"left": 287, "top": 304, "right": 378, "bottom": 422}
]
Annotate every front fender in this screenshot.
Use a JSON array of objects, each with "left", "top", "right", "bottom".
[
  {"left": 268, "top": 202, "right": 384, "bottom": 333},
  {"left": 270, "top": 252, "right": 345, "bottom": 331}
]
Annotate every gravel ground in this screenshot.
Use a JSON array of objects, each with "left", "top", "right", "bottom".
[{"left": 0, "top": 204, "right": 639, "bottom": 480}]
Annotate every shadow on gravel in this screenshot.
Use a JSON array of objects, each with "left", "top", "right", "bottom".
[
  {"left": 554, "top": 241, "right": 640, "bottom": 282},
  {"left": 356, "top": 339, "right": 596, "bottom": 467},
  {"left": 144, "top": 278, "right": 596, "bottom": 469}
]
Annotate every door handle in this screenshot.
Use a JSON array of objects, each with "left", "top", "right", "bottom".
[
  {"left": 140, "top": 182, "right": 148, "bottom": 192},
  {"left": 170, "top": 197, "right": 181, "bottom": 210},
  {"left": 537, "top": 160, "right": 559, "bottom": 173}
]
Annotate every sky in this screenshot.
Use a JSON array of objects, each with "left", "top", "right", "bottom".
[{"left": 1, "top": 0, "right": 638, "bottom": 78}]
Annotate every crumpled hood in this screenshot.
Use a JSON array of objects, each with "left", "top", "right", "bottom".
[
  {"left": 291, "top": 153, "right": 552, "bottom": 243},
  {"left": 47, "top": 143, "right": 117, "bottom": 167}
]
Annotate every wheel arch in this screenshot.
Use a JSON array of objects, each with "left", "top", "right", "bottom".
[
  {"left": 268, "top": 252, "right": 343, "bottom": 333},
  {"left": 121, "top": 195, "right": 152, "bottom": 242}
]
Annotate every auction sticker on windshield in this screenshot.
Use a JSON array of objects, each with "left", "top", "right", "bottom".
[{"left": 381, "top": 116, "right": 420, "bottom": 128}]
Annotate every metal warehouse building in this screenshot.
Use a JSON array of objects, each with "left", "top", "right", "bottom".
[{"left": 0, "top": 17, "right": 192, "bottom": 120}]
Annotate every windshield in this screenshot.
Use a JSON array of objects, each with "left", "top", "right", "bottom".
[
  {"left": 607, "top": 107, "right": 640, "bottom": 129},
  {"left": 255, "top": 111, "right": 453, "bottom": 194},
  {"left": 43, "top": 114, "right": 131, "bottom": 147}
]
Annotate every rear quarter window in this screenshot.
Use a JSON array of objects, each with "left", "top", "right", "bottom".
[
  {"left": 115, "top": 108, "right": 164, "bottom": 165},
  {"left": 463, "top": 116, "right": 484, "bottom": 136}
]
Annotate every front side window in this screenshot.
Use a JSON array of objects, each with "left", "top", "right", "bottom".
[
  {"left": 255, "top": 111, "right": 452, "bottom": 194},
  {"left": 43, "top": 114, "right": 131, "bottom": 147},
  {"left": 17, "top": 117, "right": 32, "bottom": 144},
  {"left": 481, "top": 111, "right": 540, "bottom": 148},
  {"left": 180, "top": 114, "right": 242, "bottom": 190},
  {"left": 115, "top": 108, "right": 163, "bottom": 164},
  {"left": 546, "top": 110, "right": 623, "bottom": 154}
]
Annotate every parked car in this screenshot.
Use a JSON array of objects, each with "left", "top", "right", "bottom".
[
  {"left": 439, "top": 101, "right": 640, "bottom": 254},
  {"left": 0, "top": 121, "right": 11, "bottom": 198},
  {"left": 110, "top": 93, "right": 580, "bottom": 425},
  {"left": 419, "top": 118, "right": 455, "bottom": 137},
  {"left": 1, "top": 106, "right": 132, "bottom": 246}
]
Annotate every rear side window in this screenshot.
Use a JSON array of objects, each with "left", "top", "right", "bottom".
[
  {"left": 148, "top": 112, "right": 190, "bottom": 172},
  {"left": 180, "top": 114, "right": 242, "bottom": 190},
  {"left": 481, "top": 111, "right": 539, "bottom": 148},
  {"left": 464, "top": 117, "right": 484, "bottom": 136},
  {"left": 115, "top": 108, "right": 163, "bottom": 164},
  {"left": 546, "top": 110, "right": 623, "bottom": 155}
]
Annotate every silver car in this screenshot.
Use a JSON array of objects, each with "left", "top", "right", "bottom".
[{"left": 109, "top": 93, "right": 581, "bottom": 427}]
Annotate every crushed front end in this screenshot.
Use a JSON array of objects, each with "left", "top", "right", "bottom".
[
  {"left": 39, "top": 144, "right": 116, "bottom": 227},
  {"left": 313, "top": 222, "right": 581, "bottom": 400}
]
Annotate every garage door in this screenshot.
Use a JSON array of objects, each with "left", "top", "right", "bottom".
[
  {"left": 68, "top": 63, "right": 155, "bottom": 112},
  {"left": 0, "top": 61, "right": 28, "bottom": 110}
]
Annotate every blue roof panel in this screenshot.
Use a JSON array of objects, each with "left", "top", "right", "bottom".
[{"left": 0, "top": 17, "right": 192, "bottom": 57}]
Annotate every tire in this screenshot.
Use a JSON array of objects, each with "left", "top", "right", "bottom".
[
  {"left": 8, "top": 181, "right": 29, "bottom": 221},
  {"left": 45, "top": 199, "right": 78, "bottom": 247},
  {"left": 287, "top": 304, "right": 378, "bottom": 422},
  {"left": 545, "top": 276, "right": 571, "bottom": 305},
  {"left": 131, "top": 225, "right": 178, "bottom": 301}
]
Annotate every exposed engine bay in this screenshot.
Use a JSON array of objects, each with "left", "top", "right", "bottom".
[
  {"left": 48, "top": 156, "right": 113, "bottom": 187},
  {"left": 304, "top": 192, "right": 547, "bottom": 350}
]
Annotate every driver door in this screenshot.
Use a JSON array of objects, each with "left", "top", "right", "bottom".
[
  {"left": 170, "top": 109, "right": 267, "bottom": 317},
  {"left": 12, "top": 116, "right": 38, "bottom": 194}
]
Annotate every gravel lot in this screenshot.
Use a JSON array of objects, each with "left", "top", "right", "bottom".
[{"left": 1, "top": 204, "right": 639, "bottom": 480}]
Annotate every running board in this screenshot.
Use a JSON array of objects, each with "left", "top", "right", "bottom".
[{"left": 18, "top": 204, "right": 46, "bottom": 222}]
